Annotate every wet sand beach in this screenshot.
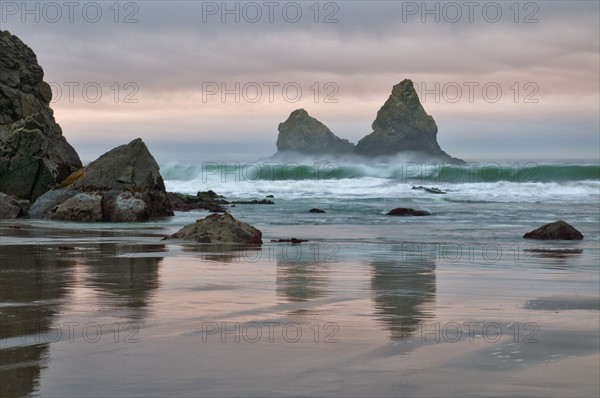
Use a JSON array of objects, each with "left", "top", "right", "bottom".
[{"left": 1, "top": 221, "right": 598, "bottom": 397}]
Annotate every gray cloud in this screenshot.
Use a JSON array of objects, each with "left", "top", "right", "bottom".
[{"left": 3, "top": 0, "right": 598, "bottom": 160}]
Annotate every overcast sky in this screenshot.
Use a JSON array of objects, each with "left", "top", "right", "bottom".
[{"left": 3, "top": 0, "right": 599, "bottom": 162}]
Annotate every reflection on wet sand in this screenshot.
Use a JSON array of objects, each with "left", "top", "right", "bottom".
[
  {"left": 525, "top": 249, "right": 585, "bottom": 271},
  {"left": 0, "top": 244, "right": 163, "bottom": 398},
  {"left": 81, "top": 244, "right": 163, "bottom": 318},
  {"left": 0, "top": 245, "right": 77, "bottom": 398},
  {"left": 370, "top": 259, "right": 436, "bottom": 340},
  {"left": 276, "top": 245, "right": 331, "bottom": 304},
  {"left": 180, "top": 243, "right": 263, "bottom": 263}
]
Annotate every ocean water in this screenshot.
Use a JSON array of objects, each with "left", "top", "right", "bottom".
[
  {"left": 1, "top": 158, "right": 599, "bottom": 397},
  {"left": 161, "top": 159, "right": 600, "bottom": 240},
  {"left": 158, "top": 158, "right": 600, "bottom": 279}
]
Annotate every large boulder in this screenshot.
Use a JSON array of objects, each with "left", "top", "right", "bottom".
[
  {"left": 276, "top": 109, "right": 354, "bottom": 154},
  {"left": 0, "top": 30, "right": 82, "bottom": 201},
  {"left": 523, "top": 220, "right": 583, "bottom": 240},
  {"left": 354, "top": 79, "right": 463, "bottom": 162},
  {"left": 30, "top": 138, "right": 173, "bottom": 221},
  {"left": 164, "top": 212, "right": 262, "bottom": 244}
]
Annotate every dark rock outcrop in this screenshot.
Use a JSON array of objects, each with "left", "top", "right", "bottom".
[
  {"left": 231, "top": 199, "right": 274, "bottom": 205},
  {"left": 197, "top": 190, "right": 222, "bottom": 200},
  {"left": 164, "top": 212, "right": 262, "bottom": 244},
  {"left": 0, "top": 30, "right": 82, "bottom": 201},
  {"left": 30, "top": 138, "right": 173, "bottom": 221},
  {"left": 412, "top": 186, "right": 447, "bottom": 194},
  {"left": 271, "top": 238, "right": 308, "bottom": 244},
  {"left": 387, "top": 208, "right": 431, "bottom": 216},
  {"left": 167, "top": 192, "right": 228, "bottom": 213},
  {"left": 523, "top": 220, "right": 583, "bottom": 240},
  {"left": 0, "top": 192, "right": 29, "bottom": 218},
  {"left": 309, "top": 208, "right": 326, "bottom": 213},
  {"left": 354, "top": 80, "right": 462, "bottom": 162},
  {"left": 276, "top": 109, "right": 354, "bottom": 154}
]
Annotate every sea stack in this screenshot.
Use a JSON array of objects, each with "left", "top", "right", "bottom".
[
  {"left": 354, "top": 79, "right": 463, "bottom": 162},
  {"left": 0, "top": 30, "right": 82, "bottom": 201},
  {"left": 276, "top": 109, "right": 355, "bottom": 155}
]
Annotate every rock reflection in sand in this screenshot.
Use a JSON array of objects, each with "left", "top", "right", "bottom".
[
  {"left": 0, "top": 243, "right": 163, "bottom": 398},
  {"left": 276, "top": 245, "right": 332, "bottom": 304},
  {"left": 370, "top": 258, "right": 436, "bottom": 340}
]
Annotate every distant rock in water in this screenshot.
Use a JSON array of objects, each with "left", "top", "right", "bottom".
[
  {"left": 276, "top": 109, "right": 354, "bottom": 154},
  {"left": 387, "top": 208, "right": 431, "bottom": 216},
  {"left": 523, "top": 220, "right": 583, "bottom": 240},
  {"left": 167, "top": 192, "right": 227, "bottom": 213},
  {"left": 231, "top": 199, "right": 274, "bottom": 205},
  {"left": 354, "top": 79, "right": 463, "bottom": 162},
  {"left": 309, "top": 208, "right": 326, "bottom": 213},
  {"left": 30, "top": 138, "right": 173, "bottom": 221},
  {"left": 0, "top": 30, "right": 82, "bottom": 201},
  {"left": 164, "top": 212, "right": 262, "bottom": 244},
  {"left": 412, "top": 186, "right": 447, "bottom": 194},
  {"left": 271, "top": 238, "right": 308, "bottom": 244}
]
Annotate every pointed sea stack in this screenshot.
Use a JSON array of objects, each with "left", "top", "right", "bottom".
[
  {"left": 0, "top": 30, "right": 82, "bottom": 201},
  {"left": 354, "top": 79, "right": 463, "bottom": 162},
  {"left": 276, "top": 109, "right": 354, "bottom": 155}
]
